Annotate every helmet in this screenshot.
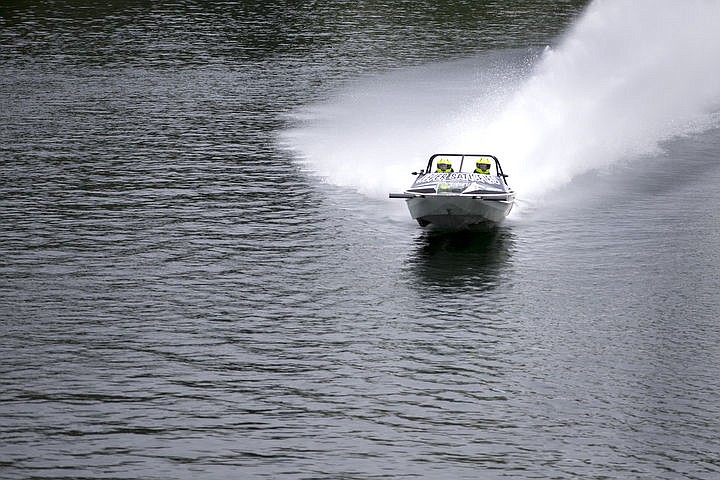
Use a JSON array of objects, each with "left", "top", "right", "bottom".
[
  {"left": 476, "top": 158, "right": 491, "bottom": 171},
  {"left": 437, "top": 158, "right": 452, "bottom": 168}
]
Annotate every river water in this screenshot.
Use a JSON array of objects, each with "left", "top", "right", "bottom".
[{"left": 2, "top": 1, "right": 720, "bottom": 479}]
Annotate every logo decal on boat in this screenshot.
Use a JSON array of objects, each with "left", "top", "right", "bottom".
[{"left": 415, "top": 172, "right": 502, "bottom": 185}]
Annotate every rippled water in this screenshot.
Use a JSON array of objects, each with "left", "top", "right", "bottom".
[{"left": 3, "top": 1, "right": 720, "bottom": 479}]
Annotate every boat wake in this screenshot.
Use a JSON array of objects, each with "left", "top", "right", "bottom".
[
  {"left": 470, "top": 0, "right": 720, "bottom": 202},
  {"left": 280, "top": 0, "right": 720, "bottom": 212}
]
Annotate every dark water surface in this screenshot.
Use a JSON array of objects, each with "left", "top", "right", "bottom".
[{"left": 2, "top": 1, "right": 720, "bottom": 479}]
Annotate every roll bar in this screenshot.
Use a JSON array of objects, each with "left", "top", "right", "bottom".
[{"left": 415, "top": 153, "right": 509, "bottom": 184}]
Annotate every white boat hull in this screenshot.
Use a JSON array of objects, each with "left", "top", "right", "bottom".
[
  {"left": 390, "top": 153, "right": 515, "bottom": 230},
  {"left": 407, "top": 194, "right": 514, "bottom": 229}
]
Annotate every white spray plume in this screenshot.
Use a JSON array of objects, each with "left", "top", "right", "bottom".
[
  {"left": 281, "top": 0, "right": 720, "bottom": 207},
  {"left": 468, "top": 0, "right": 720, "bottom": 201},
  {"left": 280, "top": 56, "right": 524, "bottom": 196}
]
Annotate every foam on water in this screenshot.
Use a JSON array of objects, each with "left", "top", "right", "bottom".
[{"left": 281, "top": 0, "right": 720, "bottom": 209}]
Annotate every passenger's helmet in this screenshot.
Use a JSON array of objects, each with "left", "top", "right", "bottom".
[{"left": 476, "top": 159, "right": 491, "bottom": 171}]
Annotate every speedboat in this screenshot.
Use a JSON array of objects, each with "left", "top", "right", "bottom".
[{"left": 389, "top": 153, "right": 515, "bottom": 229}]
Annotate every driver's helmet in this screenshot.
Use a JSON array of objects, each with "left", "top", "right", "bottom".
[
  {"left": 476, "top": 158, "right": 492, "bottom": 172},
  {"left": 437, "top": 159, "right": 452, "bottom": 171}
]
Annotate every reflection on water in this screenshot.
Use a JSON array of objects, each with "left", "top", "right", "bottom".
[{"left": 405, "top": 227, "right": 514, "bottom": 289}]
